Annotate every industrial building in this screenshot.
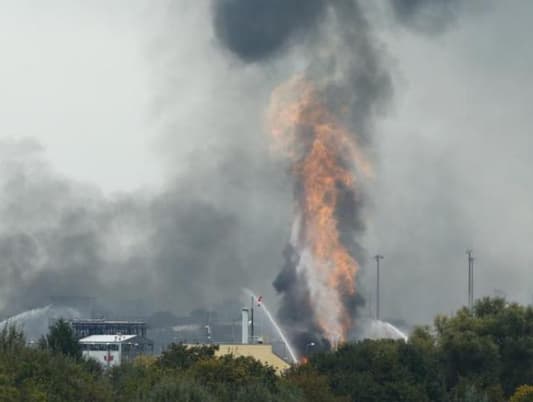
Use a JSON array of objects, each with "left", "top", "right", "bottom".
[
  {"left": 186, "top": 343, "right": 290, "bottom": 373},
  {"left": 72, "top": 319, "right": 154, "bottom": 368},
  {"left": 80, "top": 334, "right": 154, "bottom": 368},
  {"left": 185, "top": 306, "right": 292, "bottom": 374},
  {"left": 70, "top": 319, "right": 147, "bottom": 339}
]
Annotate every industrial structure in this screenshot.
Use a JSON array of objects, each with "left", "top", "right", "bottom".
[
  {"left": 186, "top": 343, "right": 290, "bottom": 373},
  {"left": 80, "top": 334, "right": 154, "bottom": 368},
  {"left": 185, "top": 302, "right": 292, "bottom": 374},
  {"left": 71, "top": 319, "right": 153, "bottom": 368},
  {"left": 70, "top": 319, "right": 147, "bottom": 339}
]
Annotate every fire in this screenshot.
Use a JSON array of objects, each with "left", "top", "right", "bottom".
[{"left": 267, "top": 76, "right": 371, "bottom": 344}]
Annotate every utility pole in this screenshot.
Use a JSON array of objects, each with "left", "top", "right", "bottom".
[
  {"left": 467, "top": 250, "right": 474, "bottom": 310},
  {"left": 250, "top": 296, "right": 254, "bottom": 343},
  {"left": 375, "top": 255, "right": 384, "bottom": 321}
]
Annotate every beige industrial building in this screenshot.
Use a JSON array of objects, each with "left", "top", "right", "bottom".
[
  {"left": 186, "top": 343, "right": 291, "bottom": 373},
  {"left": 185, "top": 307, "right": 292, "bottom": 374}
]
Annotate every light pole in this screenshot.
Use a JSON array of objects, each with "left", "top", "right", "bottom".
[
  {"left": 205, "top": 324, "right": 211, "bottom": 343},
  {"left": 375, "top": 255, "right": 384, "bottom": 321},
  {"left": 467, "top": 250, "right": 474, "bottom": 310}
]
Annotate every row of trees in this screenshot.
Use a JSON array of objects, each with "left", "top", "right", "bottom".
[
  {"left": 295, "top": 298, "right": 533, "bottom": 401},
  {"left": 1, "top": 298, "right": 533, "bottom": 401}
]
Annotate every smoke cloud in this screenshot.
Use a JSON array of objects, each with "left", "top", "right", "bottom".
[
  {"left": 213, "top": 0, "right": 326, "bottom": 62},
  {"left": 389, "top": 0, "right": 461, "bottom": 33},
  {"left": 0, "top": 138, "right": 285, "bottom": 317},
  {"left": 0, "top": 1, "right": 296, "bottom": 320},
  {"left": 4, "top": 0, "right": 532, "bottom": 355}
]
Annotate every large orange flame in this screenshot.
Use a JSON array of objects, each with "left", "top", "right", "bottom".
[{"left": 268, "top": 76, "right": 371, "bottom": 344}]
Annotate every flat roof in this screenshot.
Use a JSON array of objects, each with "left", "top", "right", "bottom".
[
  {"left": 80, "top": 335, "right": 137, "bottom": 343},
  {"left": 71, "top": 320, "right": 146, "bottom": 325}
]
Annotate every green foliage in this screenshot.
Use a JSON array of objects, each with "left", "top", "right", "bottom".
[
  {"left": 232, "top": 381, "right": 303, "bottom": 402},
  {"left": 0, "top": 370, "right": 20, "bottom": 402},
  {"left": 158, "top": 343, "right": 218, "bottom": 370},
  {"left": 306, "top": 339, "right": 440, "bottom": 402},
  {"left": 188, "top": 354, "right": 284, "bottom": 401},
  {"left": 0, "top": 340, "right": 111, "bottom": 401},
  {"left": 0, "top": 325, "right": 25, "bottom": 354},
  {"left": 434, "top": 298, "right": 533, "bottom": 396},
  {"left": 2, "top": 297, "right": 533, "bottom": 401},
  {"left": 109, "top": 362, "right": 164, "bottom": 401},
  {"left": 191, "top": 354, "right": 277, "bottom": 389},
  {"left": 460, "top": 384, "right": 489, "bottom": 402},
  {"left": 143, "top": 377, "right": 216, "bottom": 402},
  {"left": 291, "top": 297, "right": 533, "bottom": 402},
  {"left": 510, "top": 385, "right": 533, "bottom": 402},
  {"left": 285, "top": 365, "right": 343, "bottom": 402},
  {"left": 109, "top": 346, "right": 294, "bottom": 402},
  {"left": 39, "top": 318, "right": 82, "bottom": 360}
]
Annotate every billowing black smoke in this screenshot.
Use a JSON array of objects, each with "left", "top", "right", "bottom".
[
  {"left": 272, "top": 245, "right": 331, "bottom": 352},
  {"left": 213, "top": 0, "right": 326, "bottom": 62},
  {"left": 212, "top": 0, "right": 462, "bottom": 354}
]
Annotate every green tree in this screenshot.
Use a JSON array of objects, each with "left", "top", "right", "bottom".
[
  {"left": 39, "top": 318, "right": 82, "bottom": 360},
  {"left": 191, "top": 354, "right": 278, "bottom": 391},
  {"left": 108, "top": 362, "right": 164, "bottom": 402},
  {"left": 232, "top": 381, "right": 303, "bottom": 402},
  {"left": 308, "top": 339, "right": 437, "bottom": 402},
  {"left": 460, "top": 384, "right": 489, "bottom": 402},
  {"left": 0, "top": 372, "right": 20, "bottom": 402},
  {"left": 285, "top": 364, "right": 343, "bottom": 402},
  {"left": 0, "top": 325, "right": 25, "bottom": 354},
  {"left": 145, "top": 377, "right": 216, "bottom": 402},
  {"left": 510, "top": 385, "right": 533, "bottom": 402},
  {"left": 158, "top": 343, "right": 218, "bottom": 370},
  {"left": 435, "top": 298, "right": 533, "bottom": 397},
  {"left": 0, "top": 385, "right": 20, "bottom": 402}
]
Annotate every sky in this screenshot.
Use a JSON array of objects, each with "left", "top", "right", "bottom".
[
  {"left": 0, "top": 0, "right": 532, "bottom": 326},
  {"left": 365, "top": 0, "right": 533, "bottom": 322},
  {"left": 0, "top": 0, "right": 160, "bottom": 193}
]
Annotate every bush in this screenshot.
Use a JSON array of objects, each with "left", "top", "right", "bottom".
[
  {"left": 3, "top": 298, "right": 533, "bottom": 402},
  {"left": 39, "top": 319, "right": 82, "bottom": 360},
  {"left": 510, "top": 385, "right": 533, "bottom": 402},
  {"left": 144, "top": 378, "right": 216, "bottom": 402},
  {"left": 158, "top": 343, "right": 218, "bottom": 370}
]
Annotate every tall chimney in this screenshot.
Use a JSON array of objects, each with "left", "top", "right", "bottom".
[{"left": 241, "top": 308, "right": 249, "bottom": 344}]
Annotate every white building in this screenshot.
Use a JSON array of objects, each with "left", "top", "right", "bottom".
[{"left": 80, "top": 334, "right": 154, "bottom": 367}]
